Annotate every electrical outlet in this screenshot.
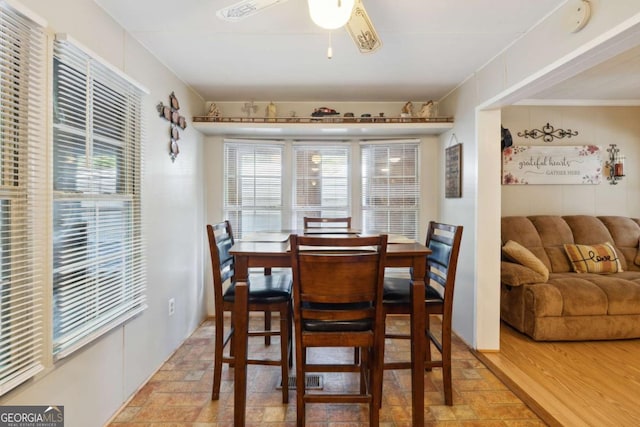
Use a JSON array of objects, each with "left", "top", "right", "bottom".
[{"left": 168, "top": 298, "right": 175, "bottom": 316}]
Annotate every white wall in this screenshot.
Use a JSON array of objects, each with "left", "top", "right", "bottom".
[
  {"left": 0, "top": 1, "right": 206, "bottom": 426},
  {"left": 502, "top": 105, "right": 640, "bottom": 216},
  {"left": 439, "top": 1, "right": 640, "bottom": 350}
]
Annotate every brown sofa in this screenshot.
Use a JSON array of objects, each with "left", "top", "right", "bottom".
[{"left": 501, "top": 215, "right": 640, "bottom": 341}]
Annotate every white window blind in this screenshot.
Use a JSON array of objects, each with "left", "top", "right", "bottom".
[
  {"left": 52, "top": 36, "right": 146, "bottom": 358},
  {"left": 224, "top": 141, "right": 283, "bottom": 238},
  {"left": 292, "top": 144, "right": 350, "bottom": 228},
  {"left": 361, "top": 142, "right": 419, "bottom": 240},
  {"left": 0, "top": 2, "right": 46, "bottom": 395}
]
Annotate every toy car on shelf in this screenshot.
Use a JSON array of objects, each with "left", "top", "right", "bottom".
[{"left": 311, "top": 107, "right": 340, "bottom": 117}]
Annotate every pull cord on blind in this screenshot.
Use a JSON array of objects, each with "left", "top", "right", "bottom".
[
  {"left": 0, "top": 2, "right": 47, "bottom": 396},
  {"left": 52, "top": 36, "right": 147, "bottom": 359}
]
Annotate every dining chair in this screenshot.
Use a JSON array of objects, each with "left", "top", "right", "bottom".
[
  {"left": 289, "top": 234, "right": 388, "bottom": 427},
  {"left": 206, "top": 221, "right": 293, "bottom": 403},
  {"left": 303, "top": 216, "right": 352, "bottom": 229},
  {"left": 382, "top": 221, "right": 463, "bottom": 405}
]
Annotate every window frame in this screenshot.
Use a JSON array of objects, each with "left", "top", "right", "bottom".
[{"left": 51, "top": 34, "right": 147, "bottom": 359}]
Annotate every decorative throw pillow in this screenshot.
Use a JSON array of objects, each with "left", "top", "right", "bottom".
[
  {"left": 564, "top": 242, "right": 623, "bottom": 274},
  {"left": 502, "top": 240, "right": 549, "bottom": 281}
]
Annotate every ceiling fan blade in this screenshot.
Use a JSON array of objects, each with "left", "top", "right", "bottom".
[
  {"left": 346, "top": 0, "right": 382, "bottom": 54},
  {"left": 217, "top": 0, "right": 288, "bottom": 22}
]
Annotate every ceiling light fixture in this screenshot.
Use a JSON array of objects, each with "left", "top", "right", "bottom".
[{"left": 308, "top": 0, "right": 355, "bottom": 30}]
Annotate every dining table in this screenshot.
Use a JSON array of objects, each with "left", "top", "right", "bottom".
[{"left": 229, "top": 230, "right": 431, "bottom": 426}]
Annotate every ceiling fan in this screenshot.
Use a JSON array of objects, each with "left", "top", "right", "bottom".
[{"left": 216, "top": 0, "right": 382, "bottom": 54}]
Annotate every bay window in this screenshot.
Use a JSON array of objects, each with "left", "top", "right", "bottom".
[{"left": 223, "top": 139, "right": 420, "bottom": 240}]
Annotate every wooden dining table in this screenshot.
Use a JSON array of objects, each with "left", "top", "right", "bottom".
[{"left": 229, "top": 231, "right": 431, "bottom": 426}]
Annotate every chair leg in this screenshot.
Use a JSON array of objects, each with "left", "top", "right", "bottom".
[
  {"left": 296, "top": 344, "right": 306, "bottom": 427},
  {"left": 212, "top": 314, "right": 225, "bottom": 400},
  {"left": 375, "top": 331, "right": 386, "bottom": 420},
  {"left": 288, "top": 306, "right": 294, "bottom": 368},
  {"left": 264, "top": 310, "right": 272, "bottom": 346},
  {"left": 425, "top": 313, "right": 433, "bottom": 371},
  {"left": 279, "top": 305, "right": 289, "bottom": 403},
  {"left": 370, "top": 346, "right": 382, "bottom": 427},
  {"left": 442, "top": 319, "right": 453, "bottom": 405}
]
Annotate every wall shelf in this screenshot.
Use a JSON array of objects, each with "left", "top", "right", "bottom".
[{"left": 192, "top": 115, "right": 454, "bottom": 138}]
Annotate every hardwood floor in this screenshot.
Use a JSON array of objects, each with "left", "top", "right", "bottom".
[{"left": 475, "top": 322, "right": 640, "bottom": 427}]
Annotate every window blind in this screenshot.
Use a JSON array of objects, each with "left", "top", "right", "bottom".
[
  {"left": 292, "top": 144, "right": 350, "bottom": 228},
  {"left": 0, "top": 2, "right": 46, "bottom": 395},
  {"left": 52, "top": 36, "right": 146, "bottom": 358},
  {"left": 224, "top": 141, "right": 284, "bottom": 238},
  {"left": 361, "top": 142, "right": 419, "bottom": 240}
]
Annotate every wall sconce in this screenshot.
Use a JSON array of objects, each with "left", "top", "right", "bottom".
[{"left": 605, "top": 144, "right": 625, "bottom": 185}]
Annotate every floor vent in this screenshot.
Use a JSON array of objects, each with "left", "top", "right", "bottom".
[{"left": 277, "top": 374, "right": 323, "bottom": 390}]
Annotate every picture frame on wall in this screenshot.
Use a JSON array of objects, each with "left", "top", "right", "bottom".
[{"left": 445, "top": 143, "right": 462, "bottom": 198}]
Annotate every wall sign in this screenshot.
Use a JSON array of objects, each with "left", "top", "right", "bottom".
[
  {"left": 502, "top": 145, "right": 601, "bottom": 185},
  {"left": 445, "top": 143, "right": 462, "bottom": 198}
]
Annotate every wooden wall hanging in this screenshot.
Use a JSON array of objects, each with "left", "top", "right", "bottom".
[{"left": 157, "top": 91, "right": 187, "bottom": 162}]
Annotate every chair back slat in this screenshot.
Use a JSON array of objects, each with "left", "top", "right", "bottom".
[
  {"left": 291, "top": 234, "right": 387, "bottom": 323},
  {"left": 425, "top": 222, "right": 463, "bottom": 302},
  {"left": 207, "top": 221, "right": 236, "bottom": 300}
]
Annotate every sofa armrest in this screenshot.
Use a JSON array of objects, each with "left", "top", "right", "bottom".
[{"left": 501, "top": 261, "right": 548, "bottom": 286}]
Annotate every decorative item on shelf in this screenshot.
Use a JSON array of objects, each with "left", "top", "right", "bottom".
[
  {"left": 343, "top": 112, "right": 355, "bottom": 122},
  {"left": 266, "top": 102, "right": 277, "bottom": 121},
  {"left": 605, "top": 143, "right": 625, "bottom": 185},
  {"left": 401, "top": 101, "right": 414, "bottom": 117},
  {"left": 157, "top": 91, "right": 184, "bottom": 162},
  {"left": 360, "top": 113, "right": 372, "bottom": 122},
  {"left": 311, "top": 107, "right": 339, "bottom": 117},
  {"left": 241, "top": 101, "right": 258, "bottom": 117},
  {"left": 418, "top": 101, "right": 437, "bottom": 119},
  {"left": 287, "top": 110, "right": 298, "bottom": 122},
  {"left": 207, "top": 102, "right": 221, "bottom": 119},
  {"left": 517, "top": 122, "right": 579, "bottom": 142}
]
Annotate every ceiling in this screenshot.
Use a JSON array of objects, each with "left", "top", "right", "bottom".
[{"left": 94, "top": 0, "right": 571, "bottom": 102}]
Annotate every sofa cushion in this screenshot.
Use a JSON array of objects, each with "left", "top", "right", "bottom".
[
  {"left": 541, "top": 276, "right": 609, "bottom": 316},
  {"left": 502, "top": 240, "right": 549, "bottom": 280},
  {"left": 501, "top": 216, "right": 552, "bottom": 271},
  {"left": 529, "top": 216, "right": 575, "bottom": 273},
  {"left": 501, "top": 261, "right": 547, "bottom": 286},
  {"left": 598, "top": 216, "right": 640, "bottom": 270},
  {"left": 564, "top": 242, "right": 623, "bottom": 274}
]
